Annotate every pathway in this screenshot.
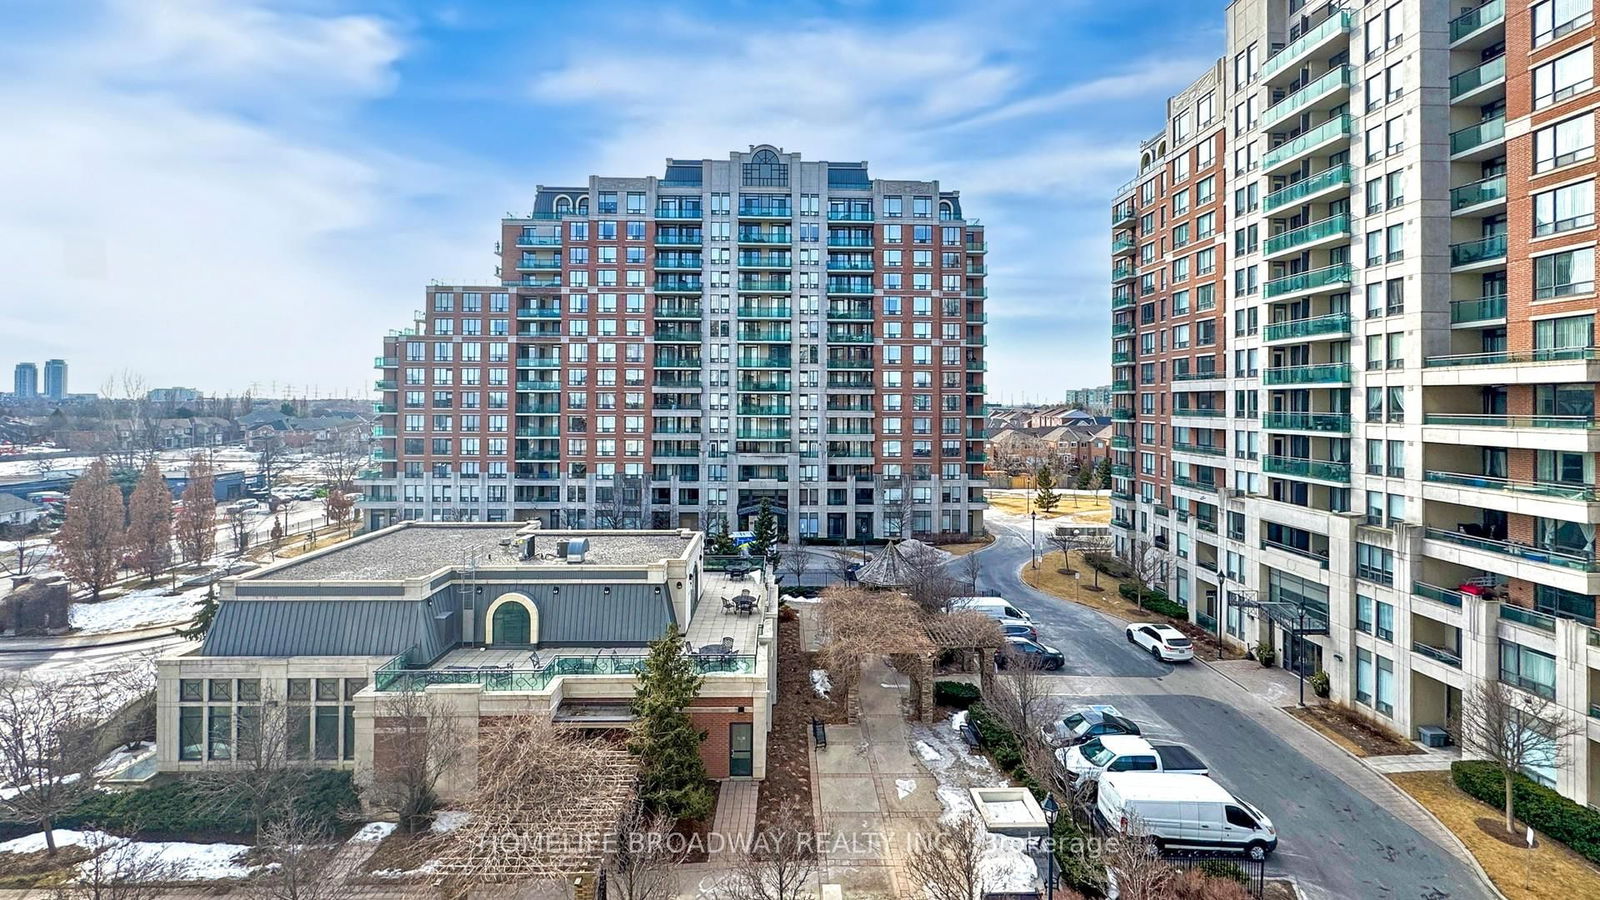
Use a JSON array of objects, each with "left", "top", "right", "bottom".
[{"left": 707, "top": 781, "right": 758, "bottom": 862}]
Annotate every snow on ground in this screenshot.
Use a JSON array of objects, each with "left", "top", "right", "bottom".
[
  {"left": 896, "top": 778, "right": 918, "bottom": 800},
  {"left": 430, "top": 810, "right": 469, "bottom": 834},
  {"left": 350, "top": 822, "right": 397, "bottom": 843},
  {"left": 0, "top": 829, "right": 257, "bottom": 880},
  {"left": 914, "top": 740, "right": 942, "bottom": 763},
  {"left": 69, "top": 583, "right": 209, "bottom": 633},
  {"left": 96, "top": 742, "right": 154, "bottom": 776},
  {"left": 0, "top": 828, "right": 91, "bottom": 855},
  {"left": 910, "top": 714, "right": 1041, "bottom": 894},
  {"left": 810, "top": 669, "right": 832, "bottom": 699}
]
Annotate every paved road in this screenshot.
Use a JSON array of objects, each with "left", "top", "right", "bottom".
[
  {"left": 975, "top": 518, "right": 1491, "bottom": 900},
  {"left": 0, "top": 631, "right": 185, "bottom": 675}
]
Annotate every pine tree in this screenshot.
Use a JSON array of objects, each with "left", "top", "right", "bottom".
[
  {"left": 176, "top": 583, "right": 218, "bottom": 641},
  {"left": 54, "top": 458, "right": 125, "bottom": 600},
  {"left": 1075, "top": 465, "right": 1092, "bottom": 490},
  {"left": 751, "top": 498, "right": 780, "bottom": 565},
  {"left": 629, "top": 624, "right": 714, "bottom": 820},
  {"left": 175, "top": 454, "right": 217, "bottom": 565},
  {"left": 125, "top": 460, "right": 173, "bottom": 580},
  {"left": 1034, "top": 464, "right": 1060, "bottom": 512},
  {"left": 706, "top": 512, "right": 738, "bottom": 556},
  {"left": 1094, "top": 457, "right": 1112, "bottom": 492}
]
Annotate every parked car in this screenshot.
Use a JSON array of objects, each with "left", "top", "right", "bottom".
[
  {"left": 996, "top": 636, "right": 1064, "bottom": 671},
  {"left": 953, "top": 596, "right": 1035, "bottom": 630},
  {"left": 1000, "top": 622, "right": 1039, "bottom": 641},
  {"left": 1125, "top": 622, "right": 1195, "bottom": 662},
  {"left": 1055, "top": 734, "right": 1207, "bottom": 783},
  {"left": 1096, "top": 771, "right": 1277, "bottom": 860},
  {"left": 1045, "top": 704, "right": 1141, "bottom": 746}
]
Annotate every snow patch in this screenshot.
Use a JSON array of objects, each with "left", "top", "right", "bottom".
[
  {"left": 0, "top": 829, "right": 258, "bottom": 881},
  {"left": 69, "top": 583, "right": 210, "bottom": 634},
  {"left": 915, "top": 740, "right": 943, "bottom": 763},
  {"left": 430, "top": 810, "right": 469, "bottom": 834},
  {"left": 950, "top": 710, "right": 969, "bottom": 732},
  {"left": 810, "top": 669, "right": 831, "bottom": 699},
  {"left": 350, "top": 822, "right": 397, "bottom": 843},
  {"left": 896, "top": 778, "right": 918, "bottom": 800}
]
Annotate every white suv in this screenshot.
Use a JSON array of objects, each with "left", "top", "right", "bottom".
[{"left": 1125, "top": 622, "right": 1194, "bottom": 662}]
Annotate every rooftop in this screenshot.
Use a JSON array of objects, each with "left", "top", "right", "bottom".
[{"left": 256, "top": 523, "right": 695, "bottom": 583}]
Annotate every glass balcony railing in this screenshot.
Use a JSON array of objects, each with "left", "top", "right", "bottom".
[
  {"left": 1450, "top": 234, "right": 1507, "bottom": 267},
  {"left": 1112, "top": 261, "right": 1136, "bottom": 281},
  {"left": 1450, "top": 115, "right": 1506, "bottom": 155},
  {"left": 1451, "top": 55, "right": 1506, "bottom": 99},
  {"left": 1261, "top": 411, "right": 1351, "bottom": 433},
  {"left": 1424, "top": 347, "right": 1597, "bottom": 368},
  {"left": 1112, "top": 322, "right": 1134, "bottom": 337},
  {"left": 1424, "top": 470, "right": 1598, "bottom": 501},
  {"left": 1263, "top": 214, "right": 1351, "bottom": 256},
  {"left": 1112, "top": 291, "right": 1135, "bottom": 310},
  {"left": 1263, "top": 164, "right": 1352, "bottom": 213},
  {"left": 1426, "top": 527, "right": 1600, "bottom": 572},
  {"left": 737, "top": 305, "right": 791, "bottom": 319},
  {"left": 1263, "top": 362, "right": 1350, "bottom": 385},
  {"left": 1450, "top": 0, "right": 1505, "bottom": 44},
  {"left": 1172, "top": 442, "right": 1225, "bottom": 457},
  {"left": 1263, "top": 455, "right": 1351, "bottom": 482},
  {"left": 1111, "top": 436, "right": 1133, "bottom": 450},
  {"left": 1451, "top": 175, "right": 1507, "bottom": 211},
  {"left": 1262, "top": 115, "right": 1353, "bottom": 170},
  {"left": 1263, "top": 312, "right": 1351, "bottom": 342},
  {"left": 1172, "top": 475, "right": 1220, "bottom": 494},
  {"left": 1449, "top": 294, "right": 1508, "bottom": 324},
  {"left": 1412, "top": 642, "right": 1463, "bottom": 668},
  {"left": 1111, "top": 408, "right": 1135, "bottom": 421},
  {"left": 1413, "top": 582, "right": 1465, "bottom": 608},
  {"left": 1423, "top": 412, "right": 1594, "bottom": 429},
  {"left": 1172, "top": 407, "right": 1225, "bottom": 418},
  {"left": 1500, "top": 605, "right": 1558, "bottom": 632},
  {"left": 1262, "top": 11, "right": 1353, "bottom": 81},
  {"left": 1111, "top": 350, "right": 1134, "bottom": 364},
  {"left": 1262, "top": 66, "right": 1353, "bottom": 127},
  {"left": 1264, "top": 263, "right": 1351, "bottom": 298}
]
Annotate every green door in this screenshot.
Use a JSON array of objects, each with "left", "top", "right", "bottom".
[
  {"left": 491, "top": 601, "right": 531, "bottom": 645},
  {"left": 729, "top": 722, "right": 753, "bottom": 777}
]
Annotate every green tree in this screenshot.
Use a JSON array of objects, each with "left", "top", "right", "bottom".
[
  {"left": 1095, "top": 457, "right": 1111, "bottom": 487},
  {"left": 54, "top": 458, "right": 125, "bottom": 600},
  {"left": 125, "top": 459, "right": 173, "bottom": 580},
  {"left": 706, "top": 512, "right": 738, "bottom": 556},
  {"left": 279, "top": 401, "right": 296, "bottom": 417},
  {"left": 751, "top": 498, "right": 781, "bottom": 566},
  {"left": 176, "top": 582, "right": 219, "bottom": 641},
  {"left": 1075, "top": 465, "right": 1092, "bottom": 490},
  {"left": 629, "top": 624, "right": 714, "bottom": 820},
  {"left": 1034, "top": 465, "right": 1060, "bottom": 513}
]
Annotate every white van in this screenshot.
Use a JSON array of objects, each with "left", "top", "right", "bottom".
[
  {"left": 1095, "top": 772, "right": 1277, "bottom": 861},
  {"left": 951, "top": 596, "right": 1034, "bottom": 626}
]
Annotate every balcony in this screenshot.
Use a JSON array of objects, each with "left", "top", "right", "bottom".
[
  {"left": 1261, "top": 411, "right": 1351, "bottom": 434},
  {"left": 826, "top": 279, "right": 874, "bottom": 296},
  {"left": 826, "top": 233, "right": 873, "bottom": 248},
  {"left": 1453, "top": 175, "right": 1508, "bottom": 216},
  {"left": 1112, "top": 261, "right": 1136, "bottom": 283},
  {"left": 738, "top": 375, "right": 791, "bottom": 392},
  {"left": 516, "top": 258, "right": 562, "bottom": 271},
  {"left": 1172, "top": 442, "right": 1225, "bottom": 458},
  {"left": 1450, "top": 115, "right": 1505, "bottom": 158},
  {"left": 1412, "top": 642, "right": 1463, "bottom": 668},
  {"left": 737, "top": 203, "right": 792, "bottom": 219},
  {"left": 737, "top": 352, "right": 792, "bottom": 369},
  {"left": 1111, "top": 350, "right": 1134, "bottom": 364},
  {"left": 1413, "top": 582, "right": 1465, "bottom": 608},
  {"left": 1112, "top": 234, "right": 1136, "bottom": 256},
  {"left": 1262, "top": 362, "right": 1350, "bottom": 385},
  {"left": 505, "top": 275, "right": 562, "bottom": 288},
  {"left": 739, "top": 230, "right": 793, "bottom": 245},
  {"left": 1261, "top": 10, "right": 1352, "bottom": 82},
  {"left": 738, "top": 278, "right": 792, "bottom": 293},
  {"left": 1111, "top": 408, "right": 1134, "bottom": 421},
  {"left": 1112, "top": 291, "right": 1135, "bottom": 310},
  {"left": 741, "top": 324, "right": 793, "bottom": 342},
  {"left": 515, "top": 426, "right": 560, "bottom": 438},
  {"left": 1426, "top": 527, "right": 1600, "bottom": 573},
  {"left": 655, "top": 277, "right": 704, "bottom": 293},
  {"left": 654, "top": 207, "right": 703, "bottom": 220},
  {"left": 517, "top": 355, "right": 561, "bottom": 368},
  {"left": 516, "top": 379, "right": 560, "bottom": 391},
  {"left": 738, "top": 400, "right": 791, "bottom": 416},
  {"left": 1111, "top": 436, "right": 1133, "bottom": 451},
  {"left": 827, "top": 306, "right": 873, "bottom": 321},
  {"left": 1261, "top": 65, "right": 1353, "bottom": 130},
  {"left": 1262, "top": 214, "right": 1351, "bottom": 259},
  {"left": 1263, "top": 164, "right": 1352, "bottom": 213},
  {"left": 967, "top": 240, "right": 988, "bottom": 253},
  {"left": 1172, "top": 369, "right": 1221, "bottom": 383},
  {"left": 1263, "top": 455, "right": 1351, "bottom": 483},
  {"left": 827, "top": 210, "right": 874, "bottom": 222},
  {"left": 1262, "top": 115, "right": 1353, "bottom": 173},
  {"left": 826, "top": 329, "right": 873, "bottom": 344},
  {"left": 1172, "top": 407, "right": 1225, "bottom": 419},
  {"left": 737, "top": 305, "right": 791, "bottom": 319},
  {"left": 654, "top": 234, "right": 703, "bottom": 247},
  {"left": 825, "top": 258, "right": 874, "bottom": 272},
  {"left": 1112, "top": 321, "right": 1134, "bottom": 337},
  {"left": 652, "top": 355, "right": 702, "bottom": 370},
  {"left": 826, "top": 357, "right": 873, "bottom": 370},
  {"left": 516, "top": 307, "right": 562, "bottom": 320},
  {"left": 1450, "top": 55, "right": 1506, "bottom": 102},
  {"left": 1112, "top": 380, "right": 1133, "bottom": 393},
  {"left": 1263, "top": 311, "right": 1351, "bottom": 343},
  {"left": 1424, "top": 470, "right": 1597, "bottom": 502},
  {"left": 1449, "top": 234, "right": 1507, "bottom": 270},
  {"left": 654, "top": 327, "right": 702, "bottom": 343},
  {"left": 1449, "top": 0, "right": 1504, "bottom": 45},
  {"left": 965, "top": 286, "right": 988, "bottom": 299},
  {"left": 514, "top": 235, "right": 561, "bottom": 247},
  {"left": 738, "top": 254, "right": 793, "bottom": 269},
  {"left": 1264, "top": 262, "right": 1352, "bottom": 300},
  {"left": 737, "top": 426, "right": 792, "bottom": 440},
  {"left": 655, "top": 301, "right": 703, "bottom": 318},
  {"left": 1259, "top": 538, "right": 1330, "bottom": 568},
  {"left": 374, "top": 379, "right": 397, "bottom": 391},
  {"left": 1449, "top": 294, "right": 1507, "bottom": 325},
  {"left": 1501, "top": 605, "right": 1558, "bottom": 632}
]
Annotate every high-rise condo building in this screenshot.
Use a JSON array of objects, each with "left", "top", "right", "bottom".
[
  {"left": 1112, "top": 0, "right": 1600, "bottom": 805},
  {"left": 42, "top": 359, "right": 67, "bottom": 402},
  {"left": 365, "top": 146, "right": 990, "bottom": 540},
  {"left": 12, "top": 363, "right": 37, "bottom": 399}
]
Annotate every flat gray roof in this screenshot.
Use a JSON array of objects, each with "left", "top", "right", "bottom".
[{"left": 256, "top": 524, "right": 694, "bottom": 583}]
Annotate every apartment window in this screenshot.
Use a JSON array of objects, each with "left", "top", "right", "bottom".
[
  {"left": 1356, "top": 649, "right": 1373, "bottom": 705},
  {"left": 1534, "top": 181, "right": 1595, "bottom": 236},
  {"left": 1534, "top": 114, "right": 1595, "bottom": 172},
  {"left": 1386, "top": 171, "right": 1404, "bottom": 209},
  {"left": 1375, "top": 656, "right": 1394, "bottom": 717},
  {"left": 1355, "top": 542, "right": 1394, "bottom": 585},
  {"left": 1387, "top": 439, "right": 1405, "bottom": 477},
  {"left": 1535, "top": 248, "right": 1595, "bottom": 299},
  {"left": 1375, "top": 601, "right": 1394, "bottom": 642},
  {"left": 1356, "top": 595, "right": 1374, "bottom": 633},
  {"left": 1500, "top": 642, "right": 1557, "bottom": 699},
  {"left": 1534, "top": 0, "right": 1593, "bottom": 46},
  {"left": 1386, "top": 223, "right": 1404, "bottom": 262},
  {"left": 1534, "top": 46, "right": 1593, "bottom": 108}
]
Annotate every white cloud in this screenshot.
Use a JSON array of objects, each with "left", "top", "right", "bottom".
[{"left": 941, "top": 56, "right": 1216, "bottom": 132}]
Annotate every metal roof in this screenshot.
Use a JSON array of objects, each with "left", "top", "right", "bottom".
[{"left": 201, "top": 599, "right": 434, "bottom": 658}]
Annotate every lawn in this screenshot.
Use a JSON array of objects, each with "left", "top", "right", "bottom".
[
  {"left": 986, "top": 493, "right": 1109, "bottom": 519},
  {"left": 1388, "top": 770, "right": 1600, "bottom": 900}
]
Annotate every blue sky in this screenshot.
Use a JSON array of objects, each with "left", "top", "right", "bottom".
[{"left": 0, "top": 0, "right": 1224, "bottom": 402}]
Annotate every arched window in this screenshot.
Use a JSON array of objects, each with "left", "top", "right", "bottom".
[
  {"left": 554, "top": 196, "right": 572, "bottom": 214},
  {"left": 742, "top": 149, "right": 789, "bottom": 187},
  {"left": 488, "top": 596, "right": 535, "bottom": 646}
]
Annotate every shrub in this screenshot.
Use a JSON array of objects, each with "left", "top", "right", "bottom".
[
  {"left": 1117, "top": 582, "right": 1179, "bottom": 615},
  {"left": 1452, "top": 760, "right": 1600, "bottom": 864},
  {"left": 934, "top": 680, "right": 981, "bottom": 709},
  {"left": 1309, "top": 670, "right": 1331, "bottom": 698},
  {"left": 62, "top": 770, "right": 361, "bottom": 838},
  {"left": 1083, "top": 553, "right": 1135, "bottom": 580}
]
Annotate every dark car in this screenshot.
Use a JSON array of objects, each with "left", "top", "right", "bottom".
[
  {"left": 1046, "top": 704, "right": 1141, "bottom": 745},
  {"left": 996, "top": 636, "right": 1065, "bottom": 670},
  {"left": 1000, "top": 622, "right": 1039, "bottom": 641}
]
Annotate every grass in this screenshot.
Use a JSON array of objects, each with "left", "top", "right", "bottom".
[
  {"left": 1388, "top": 770, "right": 1600, "bottom": 900},
  {"left": 933, "top": 536, "right": 995, "bottom": 556},
  {"left": 986, "top": 493, "right": 1109, "bottom": 519}
]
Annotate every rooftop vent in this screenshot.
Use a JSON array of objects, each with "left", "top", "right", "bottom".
[{"left": 565, "top": 537, "right": 590, "bottom": 564}]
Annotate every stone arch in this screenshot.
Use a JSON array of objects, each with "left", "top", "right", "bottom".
[{"left": 485, "top": 592, "right": 538, "bottom": 646}]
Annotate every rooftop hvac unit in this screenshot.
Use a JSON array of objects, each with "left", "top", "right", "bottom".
[
  {"left": 566, "top": 537, "right": 590, "bottom": 563},
  {"left": 555, "top": 538, "right": 570, "bottom": 558}
]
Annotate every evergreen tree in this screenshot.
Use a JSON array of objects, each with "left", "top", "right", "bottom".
[
  {"left": 175, "top": 454, "right": 217, "bottom": 564},
  {"left": 629, "top": 624, "right": 714, "bottom": 820},
  {"left": 706, "top": 512, "right": 738, "bottom": 556},
  {"left": 54, "top": 458, "right": 125, "bottom": 599},
  {"left": 1075, "top": 465, "right": 1092, "bottom": 490},
  {"left": 125, "top": 460, "right": 173, "bottom": 580},
  {"left": 176, "top": 583, "right": 219, "bottom": 641},
  {"left": 751, "top": 498, "right": 781, "bottom": 567},
  {"left": 1094, "top": 457, "right": 1112, "bottom": 491},
  {"left": 1034, "top": 465, "right": 1060, "bottom": 512}
]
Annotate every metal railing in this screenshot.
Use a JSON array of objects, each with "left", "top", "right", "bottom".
[
  {"left": 1263, "top": 312, "right": 1351, "bottom": 342},
  {"left": 1263, "top": 115, "right": 1353, "bottom": 170},
  {"left": 1499, "top": 605, "right": 1557, "bottom": 632},
  {"left": 1262, "top": 411, "right": 1351, "bottom": 433},
  {"left": 1412, "top": 642, "right": 1463, "bottom": 668},
  {"left": 1425, "top": 527, "right": 1600, "bottom": 572},
  {"left": 1450, "top": 115, "right": 1506, "bottom": 156},
  {"left": 1450, "top": 0, "right": 1505, "bottom": 43},
  {"left": 1261, "top": 10, "right": 1352, "bottom": 80},
  {"left": 1450, "top": 234, "right": 1507, "bottom": 267},
  {"left": 1449, "top": 294, "right": 1507, "bottom": 323},
  {"left": 1413, "top": 582, "right": 1465, "bottom": 608},
  {"left": 1424, "top": 470, "right": 1597, "bottom": 501},
  {"left": 1263, "top": 164, "right": 1352, "bottom": 212},
  {"left": 1264, "top": 263, "right": 1352, "bottom": 299},
  {"left": 1262, "top": 362, "right": 1350, "bottom": 385},
  {"left": 1422, "top": 413, "right": 1594, "bottom": 429}
]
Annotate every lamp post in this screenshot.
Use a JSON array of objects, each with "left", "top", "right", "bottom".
[
  {"left": 1041, "top": 792, "right": 1060, "bottom": 899},
  {"left": 1031, "top": 511, "right": 1038, "bottom": 570}
]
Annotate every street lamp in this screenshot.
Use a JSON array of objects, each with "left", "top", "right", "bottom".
[
  {"left": 1041, "top": 792, "right": 1060, "bottom": 899},
  {"left": 1030, "top": 511, "right": 1038, "bottom": 570}
]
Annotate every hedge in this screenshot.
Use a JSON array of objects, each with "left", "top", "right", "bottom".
[
  {"left": 1116, "top": 583, "right": 1188, "bottom": 619},
  {"left": 1083, "top": 553, "right": 1135, "bottom": 580},
  {"left": 62, "top": 769, "right": 361, "bottom": 839},
  {"left": 933, "top": 680, "right": 981, "bottom": 709},
  {"left": 1452, "top": 760, "right": 1600, "bottom": 863}
]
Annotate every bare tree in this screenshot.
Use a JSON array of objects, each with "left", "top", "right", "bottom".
[
  {"left": 1451, "top": 678, "right": 1585, "bottom": 834},
  {"left": 904, "top": 811, "right": 987, "bottom": 900},
  {"left": 53, "top": 457, "right": 124, "bottom": 600},
  {"left": 243, "top": 809, "right": 352, "bottom": 900},
  {"left": 707, "top": 800, "right": 817, "bottom": 900},
  {"left": 227, "top": 507, "right": 251, "bottom": 557},
  {"left": 605, "top": 802, "right": 679, "bottom": 900},
  {"left": 960, "top": 550, "right": 983, "bottom": 597},
  {"left": 1071, "top": 532, "right": 1114, "bottom": 591},
  {"left": 594, "top": 476, "right": 646, "bottom": 530},
  {"left": 315, "top": 440, "right": 366, "bottom": 496},
  {"left": 362, "top": 686, "right": 467, "bottom": 833},
  {"left": 174, "top": 453, "right": 217, "bottom": 565},
  {"left": 1100, "top": 814, "right": 1175, "bottom": 900},
  {"left": 1121, "top": 539, "right": 1169, "bottom": 609},
  {"left": 187, "top": 701, "right": 312, "bottom": 840},
  {"left": 779, "top": 546, "right": 813, "bottom": 588},
  {"left": 256, "top": 432, "right": 286, "bottom": 494},
  {"left": 903, "top": 545, "right": 964, "bottom": 615},
  {"left": 51, "top": 830, "right": 187, "bottom": 900},
  {"left": 989, "top": 654, "right": 1062, "bottom": 780},
  {"left": 0, "top": 540, "right": 50, "bottom": 579}
]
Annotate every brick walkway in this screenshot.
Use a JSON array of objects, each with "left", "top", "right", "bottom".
[{"left": 707, "top": 780, "right": 759, "bottom": 861}]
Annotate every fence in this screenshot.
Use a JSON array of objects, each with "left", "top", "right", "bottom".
[{"left": 1165, "top": 854, "right": 1267, "bottom": 897}]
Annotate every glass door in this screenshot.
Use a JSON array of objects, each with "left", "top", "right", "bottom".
[{"left": 729, "top": 723, "right": 753, "bottom": 777}]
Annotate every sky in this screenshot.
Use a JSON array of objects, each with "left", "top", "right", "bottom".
[{"left": 0, "top": 0, "right": 1225, "bottom": 404}]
